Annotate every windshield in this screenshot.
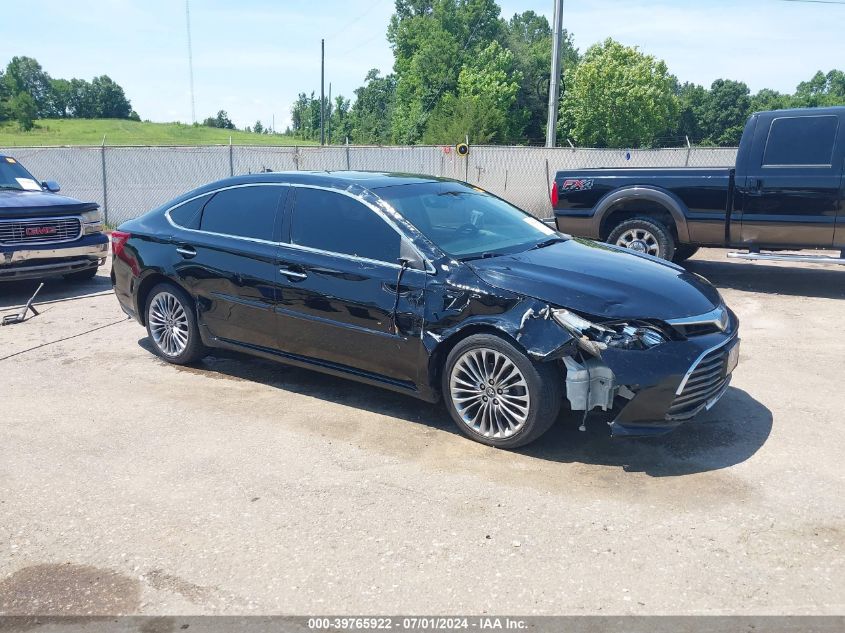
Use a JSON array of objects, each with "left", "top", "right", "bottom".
[
  {"left": 0, "top": 157, "right": 41, "bottom": 191},
  {"left": 376, "top": 181, "right": 560, "bottom": 260}
]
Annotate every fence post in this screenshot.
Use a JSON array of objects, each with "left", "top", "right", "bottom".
[
  {"left": 345, "top": 143, "right": 351, "bottom": 170},
  {"left": 684, "top": 135, "right": 691, "bottom": 167},
  {"left": 100, "top": 136, "right": 109, "bottom": 227},
  {"left": 229, "top": 136, "right": 234, "bottom": 176}
]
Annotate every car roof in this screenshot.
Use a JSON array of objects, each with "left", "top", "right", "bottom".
[{"left": 199, "top": 170, "right": 451, "bottom": 193}]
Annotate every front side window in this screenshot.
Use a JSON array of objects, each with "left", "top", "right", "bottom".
[
  {"left": 291, "top": 188, "right": 401, "bottom": 263},
  {"left": 376, "top": 182, "right": 557, "bottom": 260},
  {"left": 200, "top": 185, "right": 284, "bottom": 241},
  {"left": 0, "top": 156, "right": 41, "bottom": 191},
  {"left": 763, "top": 116, "right": 838, "bottom": 167}
]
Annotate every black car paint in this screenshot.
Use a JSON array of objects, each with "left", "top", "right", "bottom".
[
  {"left": 553, "top": 106, "right": 845, "bottom": 251},
  {"left": 112, "top": 172, "right": 737, "bottom": 437}
]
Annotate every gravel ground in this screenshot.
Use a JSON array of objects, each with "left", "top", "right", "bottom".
[{"left": 0, "top": 249, "right": 842, "bottom": 616}]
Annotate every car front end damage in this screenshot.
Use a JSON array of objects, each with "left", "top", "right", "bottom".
[{"left": 516, "top": 302, "right": 740, "bottom": 437}]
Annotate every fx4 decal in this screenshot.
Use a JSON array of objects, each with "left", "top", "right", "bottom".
[{"left": 561, "top": 178, "right": 594, "bottom": 192}]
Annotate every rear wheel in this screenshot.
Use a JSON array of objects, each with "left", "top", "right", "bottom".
[
  {"left": 442, "top": 334, "right": 562, "bottom": 449},
  {"left": 607, "top": 217, "right": 675, "bottom": 261},
  {"left": 144, "top": 283, "right": 208, "bottom": 364},
  {"left": 672, "top": 244, "right": 700, "bottom": 263}
]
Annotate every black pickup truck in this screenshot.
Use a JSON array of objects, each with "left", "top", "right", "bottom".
[
  {"left": 0, "top": 154, "right": 108, "bottom": 282},
  {"left": 551, "top": 106, "right": 845, "bottom": 264}
]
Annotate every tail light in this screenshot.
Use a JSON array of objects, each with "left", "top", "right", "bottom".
[
  {"left": 110, "top": 230, "right": 130, "bottom": 258},
  {"left": 550, "top": 182, "right": 559, "bottom": 207},
  {"left": 110, "top": 230, "right": 138, "bottom": 275}
]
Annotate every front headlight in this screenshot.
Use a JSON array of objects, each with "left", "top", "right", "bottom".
[
  {"left": 80, "top": 209, "right": 104, "bottom": 234},
  {"left": 552, "top": 308, "right": 666, "bottom": 355}
]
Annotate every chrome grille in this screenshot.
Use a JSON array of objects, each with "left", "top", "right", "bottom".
[
  {"left": 668, "top": 343, "right": 733, "bottom": 418},
  {"left": 0, "top": 217, "right": 82, "bottom": 245}
]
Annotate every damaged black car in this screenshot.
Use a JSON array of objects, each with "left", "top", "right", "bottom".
[{"left": 111, "top": 172, "right": 740, "bottom": 448}]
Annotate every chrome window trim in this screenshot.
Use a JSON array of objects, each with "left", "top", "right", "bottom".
[
  {"left": 667, "top": 306, "right": 728, "bottom": 332},
  {"left": 164, "top": 181, "right": 434, "bottom": 272},
  {"left": 0, "top": 215, "right": 84, "bottom": 245},
  {"left": 288, "top": 183, "right": 434, "bottom": 272},
  {"left": 674, "top": 334, "right": 739, "bottom": 396}
]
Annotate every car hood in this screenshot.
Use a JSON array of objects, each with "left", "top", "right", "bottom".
[
  {"left": 0, "top": 190, "right": 99, "bottom": 218},
  {"left": 467, "top": 238, "right": 721, "bottom": 320}
]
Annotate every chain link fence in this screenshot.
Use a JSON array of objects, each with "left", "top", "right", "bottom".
[{"left": 0, "top": 144, "right": 738, "bottom": 225}]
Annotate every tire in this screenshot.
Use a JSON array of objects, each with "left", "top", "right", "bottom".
[
  {"left": 607, "top": 217, "right": 675, "bottom": 261},
  {"left": 672, "top": 244, "right": 700, "bottom": 263},
  {"left": 442, "top": 333, "right": 562, "bottom": 449},
  {"left": 144, "top": 282, "right": 208, "bottom": 365},
  {"left": 63, "top": 265, "right": 98, "bottom": 281}
]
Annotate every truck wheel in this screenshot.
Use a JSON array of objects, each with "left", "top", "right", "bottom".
[
  {"left": 608, "top": 218, "right": 675, "bottom": 261},
  {"left": 442, "top": 334, "right": 562, "bottom": 449},
  {"left": 672, "top": 245, "right": 700, "bottom": 263}
]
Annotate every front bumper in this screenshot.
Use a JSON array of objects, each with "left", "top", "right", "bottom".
[
  {"left": 0, "top": 233, "right": 109, "bottom": 281},
  {"left": 565, "top": 324, "right": 740, "bottom": 438}
]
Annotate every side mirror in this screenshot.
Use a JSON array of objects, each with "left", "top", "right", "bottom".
[{"left": 42, "top": 180, "right": 61, "bottom": 192}]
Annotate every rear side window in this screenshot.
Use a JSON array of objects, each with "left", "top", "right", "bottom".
[
  {"left": 291, "top": 188, "right": 400, "bottom": 263},
  {"left": 169, "top": 194, "right": 210, "bottom": 229},
  {"left": 200, "top": 185, "right": 284, "bottom": 241},
  {"left": 763, "top": 116, "right": 838, "bottom": 167}
]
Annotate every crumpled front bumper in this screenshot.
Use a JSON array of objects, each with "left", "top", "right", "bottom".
[
  {"left": 0, "top": 233, "right": 109, "bottom": 281},
  {"left": 598, "top": 328, "right": 740, "bottom": 437}
]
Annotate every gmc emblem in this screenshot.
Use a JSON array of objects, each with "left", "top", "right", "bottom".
[{"left": 25, "top": 226, "right": 58, "bottom": 237}]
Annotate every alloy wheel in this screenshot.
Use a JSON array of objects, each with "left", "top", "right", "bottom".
[
  {"left": 148, "top": 291, "right": 190, "bottom": 357},
  {"left": 449, "top": 347, "right": 531, "bottom": 439},
  {"left": 615, "top": 228, "right": 660, "bottom": 256}
]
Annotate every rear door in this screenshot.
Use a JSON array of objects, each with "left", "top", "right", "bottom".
[
  {"left": 739, "top": 114, "right": 843, "bottom": 247},
  {"left": 171, "top": 183, "right": 288, "bottom": 350},
  {"left": 273, "top": 186, "right": 428, "bottom": 386}
]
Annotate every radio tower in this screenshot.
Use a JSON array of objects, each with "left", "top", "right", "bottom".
[{"left": 186, "top": 0, "right": 196, "bottom": 124}]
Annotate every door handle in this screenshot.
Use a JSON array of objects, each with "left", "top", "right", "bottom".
[
  {"left": 176, "top": 245, "right": 197, "bottom": 259},
  {"left": 279, "top": 266, "right": 307, "bottom": 281}
]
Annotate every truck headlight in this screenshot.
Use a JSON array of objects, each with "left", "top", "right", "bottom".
[
  {"left": 551, "top": 308, "right": 666, "bottom": 355},
  {"left": 80, "top": 209, "right": 104, "bottom": 234}
]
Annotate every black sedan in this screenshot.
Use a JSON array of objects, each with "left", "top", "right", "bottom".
[{"left": 111, "top": 172, "right": 740, "bottom": 448}]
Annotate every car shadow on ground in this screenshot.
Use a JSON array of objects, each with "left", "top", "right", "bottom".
[
  {"left": 139, "top": 340, "right": 772, "bottom": 478},
  {"left": 0, "top": 272, "right": 112, "bottom": 310},
  {"left": 685, "top": 258, "right": 845, "bottom": 299}
]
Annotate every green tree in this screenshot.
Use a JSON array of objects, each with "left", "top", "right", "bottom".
[
  {"left": 701, "top": 79, "right": 750, "bottom": 146},
  {"left": 751, "top": 88, "right": 794, "bottom": 113},
  {"left": 330, "top": 95, "right": 353, "bottom": 144},
  {"left": 794, "top": 70, "right": 845, "bottom": 107},
  {"left": 9, "top": 92, "right": 37, "bottom": 130},
  {"left": 387, "top": 0, "right": 502, "bottom": 143},
  {"left": 675, "top": 82, "right": 708, "bottom": 143},
  {"left": 504, "top": 11, "right": 577, "bottom": 144},
  {"left": 253, "top": 120, "right": 264, "bottom": 134},
  {"left": 202, "top": 110, "right": 235, "bottom": 129},
  {"left": 50, "top": 78, "right": 72, "bottom": 117},
  {"left": 350, "top": 70, "right": 396, "bottom": 144},
  {"left": 424, "top": 41, "right": 522, "bottom": 143},
  {"left": 4, "top": 56, "right": 52, "bottom": 117},
  {"left": 90, "top": 75, "right": 132, "bottom": 118},
  {"left": 559, "top": 38, "right": 678, "bottom": 148}
]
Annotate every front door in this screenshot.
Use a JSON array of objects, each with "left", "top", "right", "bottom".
[
  {"left": 274, "top": 186, "right": 427, "bottom": 387},
  {"left": 739, "top": 114, "right": 843, "bottom": 248}
]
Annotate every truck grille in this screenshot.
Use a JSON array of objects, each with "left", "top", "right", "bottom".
[
  {"left": 0, "top": 217, "right": 82, "bottom": 245},
  {"left": 668, "top": 344, "right": 732, "bottom": 419}
]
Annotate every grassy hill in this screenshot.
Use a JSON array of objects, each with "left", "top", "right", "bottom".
[{"left": 0, "top": 119, "right": 318, "bottom": 147}]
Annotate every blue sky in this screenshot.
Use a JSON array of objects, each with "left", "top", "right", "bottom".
[{"left": 2, "top": 1, "right": 841, "bottom": 131}]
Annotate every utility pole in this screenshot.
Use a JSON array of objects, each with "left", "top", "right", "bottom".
[
  {"left": 327, "top": 83, "right": 332, "bottom": 145},
  {"left": 185, "top": 0, "right": 196, "bottom": 124},
  {"left": 320, "top": 39, "right": 325, "bottom": 146},
  {"left": 545, "top": 0, "right": 564, "bottom": 148}
]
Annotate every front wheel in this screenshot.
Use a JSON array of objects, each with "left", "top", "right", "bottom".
[
  {"left": 144, "top": 283, "right": 208, "bottom": 364},
  {"left": 442, "top": 334, "right": 562, "bottom": 449},
  {"left": 607, "top": 217, "right": 675, "bottom": 261}
]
